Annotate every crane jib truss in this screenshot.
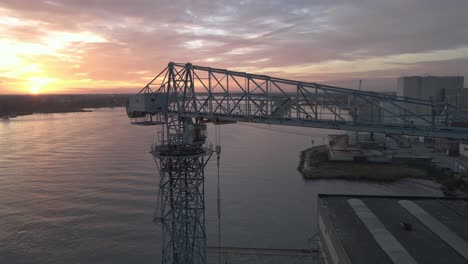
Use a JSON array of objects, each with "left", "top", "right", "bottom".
[
  {"left": 129, "top": 62, "right": 468, "bottom": 140},
  {"left": 126, "top": 62, "right": 468, "bottom": 264}
]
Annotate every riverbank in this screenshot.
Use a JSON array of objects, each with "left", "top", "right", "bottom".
[
  {"left": 0, "top": 109, "right": 93, "bottom": 119},
  {"left": 298, "top": 145, "right": 468, "bottom": 194},
  {"left": 301, "top": 162, "right": 427, "bottom": 181}
]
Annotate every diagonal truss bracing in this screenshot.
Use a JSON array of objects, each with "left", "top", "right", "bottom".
[{"left": 133, "top": 62, "right": 468, "bottom": 140}]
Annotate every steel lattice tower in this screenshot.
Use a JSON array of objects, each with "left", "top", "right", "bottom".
[
  {"left": 152, "top": 63, "right": 212, "bottom": 264},
  {"left": 152, "top": 140, "right": 211, "bottom": 263}
]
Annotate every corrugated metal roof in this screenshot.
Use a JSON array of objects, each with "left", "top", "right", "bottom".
[{"left": 319, "top": 195, "right": 468, "bottom": 264}]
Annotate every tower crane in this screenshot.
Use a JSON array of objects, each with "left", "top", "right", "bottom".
[{"left": 126, "top": 62, "right": 468, "bottom": 264}]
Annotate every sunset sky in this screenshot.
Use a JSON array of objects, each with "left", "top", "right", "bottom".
[{"left": 1, "top": 0, "right": 467, "bottom": 94}]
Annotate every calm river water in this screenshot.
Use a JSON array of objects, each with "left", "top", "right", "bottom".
[{"left": 0, "top": 108, "right": 442, "bottom": 263}]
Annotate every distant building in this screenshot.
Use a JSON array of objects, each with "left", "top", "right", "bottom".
[
  {"left": 326, "top": 133, "right": 390, "bottom": 163},
  {"left": 356, "top": 103, "right": 384, "bottom": 124},
  {"left": 397, "top": 76, "right": 467, "bottom": 114},
  {"left": 397, "top": 76, "right": 464, "bottom": 101},
  {"left": 446, "top": 87, "right": 468, "bottom": 111}
]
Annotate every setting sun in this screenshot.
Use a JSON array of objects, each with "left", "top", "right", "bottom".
[
  {"left": 30, "top": 86, "right": 40, "bottom": 94},
  {"left": 25, "top": 77, "right": 57, "bottom": 95}
]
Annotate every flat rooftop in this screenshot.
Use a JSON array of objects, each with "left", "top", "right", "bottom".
[{"left": 318, "top": 194, "right": 468, "bottom": 264}]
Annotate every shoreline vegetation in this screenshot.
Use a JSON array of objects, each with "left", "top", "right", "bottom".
[
  {"left": 298, "top": 145, "right": 468, "bottom": 194},
  {"left": 0, "top": 94, "right": 129, "bottom": 118}
]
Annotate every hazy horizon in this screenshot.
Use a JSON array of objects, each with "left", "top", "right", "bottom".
[{"left": 0, "top": 75, "right": 403, "bottom": 95}]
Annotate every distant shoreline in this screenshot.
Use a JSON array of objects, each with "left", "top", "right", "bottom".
[
  {"left": 0, "top": 94, "right": 128, "bottom": 118},
  {"left": 0, "top": 109, "right": 95, "bottom": 118}
]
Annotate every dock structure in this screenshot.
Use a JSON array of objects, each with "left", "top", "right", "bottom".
[
  {"left": 207, "top": 246, "right": 315, "bottom": 256},
  {"left": 318, "top": 194, "right": 468, "bottom": 264}
]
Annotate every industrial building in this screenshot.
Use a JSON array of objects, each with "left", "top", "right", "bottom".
[
  {"left": 318, "top": 194, "right": 468, "bottom": 264},
  {"left": 345, "top": 76, "right": 467, "bottom": 126},
  {"left": 397, "top": 76, "right": 464, "bottom": 102},
  {"left": 397, "top": 76, "right": 467, "bottom": 113},
  {"left": 326, "top": 133, "right": 390, "bottom": 163}
]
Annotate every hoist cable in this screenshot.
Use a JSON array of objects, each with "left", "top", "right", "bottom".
[{"left": 215, "top": 125, "right": 222, "bottom": 264}]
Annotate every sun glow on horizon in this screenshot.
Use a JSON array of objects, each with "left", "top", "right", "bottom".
[
  {"left": 25, "top": 77, "right": 56, "bottom": 95},
  {"left": 0, "top": 9, "right": 110, "bottom": 94},
  {"left": 29, "top": 86, "right": 40, "bottom": 94}
]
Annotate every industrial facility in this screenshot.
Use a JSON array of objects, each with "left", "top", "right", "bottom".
[
  {"left": 397, "top": 76, "right": 467, "bottom": 111},
  {"left": 318, "top": 194, "right": 468, "bottom": 264},
  {"left": 126, "top": 63, "right": 468, "bottom": 264}
]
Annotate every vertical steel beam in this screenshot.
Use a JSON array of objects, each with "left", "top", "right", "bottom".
[
  {"left": 152, "top": 63, "right": 212, "bottom": 264},
  {"left": 208, "top": 69, "right": 212, "bottom": 114}
]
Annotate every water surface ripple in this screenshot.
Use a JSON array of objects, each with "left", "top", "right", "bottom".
[{"left": 0, "top": 108, "right": 442, "bottom": 263}]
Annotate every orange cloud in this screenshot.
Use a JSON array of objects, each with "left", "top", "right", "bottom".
[{"left": 0, "top": 1, "right": 467, "bottom": 94}]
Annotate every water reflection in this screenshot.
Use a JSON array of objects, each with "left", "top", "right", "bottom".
[{"left": 0, "top": 108, "right": 442, "bottom": 263}]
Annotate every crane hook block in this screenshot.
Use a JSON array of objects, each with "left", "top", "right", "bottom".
[{"left": 215, "top": 145, "right": 221, "bottom": 156}]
